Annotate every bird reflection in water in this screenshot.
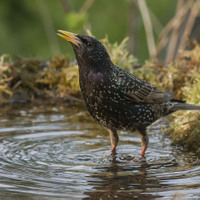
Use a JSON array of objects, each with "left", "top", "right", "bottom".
[{"left": 83, "top": 153, "right": 162, "bottom": 200}]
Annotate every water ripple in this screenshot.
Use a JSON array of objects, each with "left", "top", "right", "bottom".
[{"left": 0, "top": 104, "right": 199, "bottom": 199}]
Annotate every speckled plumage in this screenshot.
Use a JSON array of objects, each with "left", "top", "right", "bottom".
[{"left": 58, "top": 30, "right": 200, "bottom": 157}]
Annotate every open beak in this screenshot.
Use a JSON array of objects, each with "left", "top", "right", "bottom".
[{"left": 57, "top": 30, "right": 82, "bottom": 47}]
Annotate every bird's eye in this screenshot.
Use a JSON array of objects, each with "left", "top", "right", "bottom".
[{"left": 87, "top": 42, "right": 92, "bottom": 47}]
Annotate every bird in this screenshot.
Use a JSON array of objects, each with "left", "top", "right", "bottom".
[{"left": 57, "top": 30, "right": 200, "bottom": 157}]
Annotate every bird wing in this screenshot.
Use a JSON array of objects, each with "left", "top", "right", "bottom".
[{"left": 115, "top": 68, "right": 173, "bottom": 104}]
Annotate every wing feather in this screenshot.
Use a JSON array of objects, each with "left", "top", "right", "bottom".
[{"left": 115, "top": 68, "right": 173, "bottom": 103}]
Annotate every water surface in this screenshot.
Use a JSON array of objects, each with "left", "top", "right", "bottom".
[{"left": 0, "top": 103, "right": 199, "bottom": 199}]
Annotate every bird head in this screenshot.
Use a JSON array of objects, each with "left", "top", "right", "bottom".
[{"left": 57, "top": 30, "right": 112, "bottom": 70}]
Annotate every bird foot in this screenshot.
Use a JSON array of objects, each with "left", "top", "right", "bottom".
[{"left": 139, "top": 156, "right": 146, "bottom": 163}]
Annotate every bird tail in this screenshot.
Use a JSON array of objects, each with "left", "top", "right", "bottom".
[{"left": 171, "top": 103, "right": 200, "bottom": 111}]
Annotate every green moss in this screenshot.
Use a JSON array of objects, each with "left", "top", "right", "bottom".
[
  {"left": 165, "top": 45, "right": 200, "bottom": 153},
  {"left": 11, "top": 57, "right": 42, "bottom": 90},
  {"left": 168, "top": 76, "right": 200, "bottom": 153},
  {"left": 58, "top": 63, "right": 80, "bottom": 96},
  {"left": 101, "top": 36, "right": 138, "bottom": 73},
  {"left": 0, "top": 55, "right": 12, "bottom": 99},
  {"left": 37, "top": 56, "right": 69, "bottom": 89}
]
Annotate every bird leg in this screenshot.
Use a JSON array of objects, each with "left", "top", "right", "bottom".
[
  {"left": 108, "top": 129, "right": 119, "bottom": 153},
  {"left": 137, "top": 127, "right": 149, "bottom": 157}
]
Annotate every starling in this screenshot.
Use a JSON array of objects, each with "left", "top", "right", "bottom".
[{"left": 57, "top": 30, "right": 200, "bottom": 157}]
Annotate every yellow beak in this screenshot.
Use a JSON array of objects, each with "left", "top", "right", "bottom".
[{"left": 57, "top": 30, "right": 81, "bottom": 47}]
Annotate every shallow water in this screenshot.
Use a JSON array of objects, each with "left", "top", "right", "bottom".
[{"left": 0, "top": 103, "right": 199, "bottom": 200}]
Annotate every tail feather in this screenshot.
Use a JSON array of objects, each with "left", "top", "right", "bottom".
[{"left": 171, "top": 103, "right": 200, "bottom": 111}]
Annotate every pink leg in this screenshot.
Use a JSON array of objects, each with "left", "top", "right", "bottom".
[
  {"left": 137, "top": 127, "right": 149, "bottom": 157},
  {"left": 140, "top": 144, "right": 147, "bottom": 157},
  {"left": 108, "top": 129, "right": 118, "bottom": 153}
]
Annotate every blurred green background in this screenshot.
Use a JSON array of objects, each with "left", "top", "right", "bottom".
[{"left": 0, "top": 0, "right": 177, "bottom": 61}]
